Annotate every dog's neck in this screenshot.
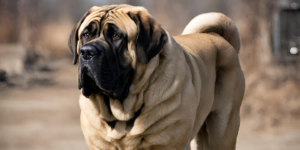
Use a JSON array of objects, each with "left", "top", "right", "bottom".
[{"left": 79, "top": 32, "right": 187, "bottom": 140}]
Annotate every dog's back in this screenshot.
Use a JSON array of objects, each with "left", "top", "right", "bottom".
[{"left": 173, "top": 13, "right": 245, "bottom": 150}]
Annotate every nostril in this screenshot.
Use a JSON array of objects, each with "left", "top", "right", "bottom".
[
  {"left": 89, "top": 51, "right": 94, "bottom": 56},
  {"left": 80, "top": 50, "right": 84, "bottom": 55},
  {"left": 80, "top": 45, "right": 99, "bottom": 60},
  {"left": 87, "top": 51, "right": 94, "bottom": 57}
]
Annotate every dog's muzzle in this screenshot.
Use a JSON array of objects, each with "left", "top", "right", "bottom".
[{"left": 80, "top": 44, "right": 101, "bottom": 61}]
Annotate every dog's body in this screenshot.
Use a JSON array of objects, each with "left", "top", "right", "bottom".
[{"left": 69, "top": 5, "right": 245, "bottom": 150}]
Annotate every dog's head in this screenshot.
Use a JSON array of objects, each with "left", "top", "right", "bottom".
[{"left": 68, "top": 5, "right": 168, "bottom": 100}]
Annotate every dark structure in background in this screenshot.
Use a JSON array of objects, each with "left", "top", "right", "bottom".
[{"left": 273, "top": 0, "right": 300, "bottom": 65}]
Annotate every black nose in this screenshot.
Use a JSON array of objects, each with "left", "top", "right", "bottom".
[{"left": 80, "top": 45, "right": 99, "bottom": 60}]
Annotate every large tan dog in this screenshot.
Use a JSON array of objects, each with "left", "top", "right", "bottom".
[{"left": 68, "top": 4, "right": 245, "bottom": 150}]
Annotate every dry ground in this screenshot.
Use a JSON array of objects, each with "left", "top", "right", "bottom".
[
  {"left": 0, "top": 60, "right": 88, "bottom": 150},
  {"left": 0, "top": 60, "right": 300, "bottom": 150}
]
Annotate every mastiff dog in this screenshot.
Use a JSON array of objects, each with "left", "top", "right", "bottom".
[{"left": 68, "top": 4, "right": 245, "bottom": 150}]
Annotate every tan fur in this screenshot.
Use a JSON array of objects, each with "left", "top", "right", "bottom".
[{"left": 76, "top": 5, "right": 245, "bottom": 150}]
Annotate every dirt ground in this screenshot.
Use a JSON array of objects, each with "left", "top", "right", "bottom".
[{"left": 0, "top": 60, "right": 300, "bottom": 150}]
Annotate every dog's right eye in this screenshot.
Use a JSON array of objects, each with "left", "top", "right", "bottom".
[{"left": 84, "top": 33, "right": 89, "bottom": 39}]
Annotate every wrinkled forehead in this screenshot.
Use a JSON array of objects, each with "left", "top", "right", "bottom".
[
  {"left": 78, "top": 5, "right": 138, "bottom": 40},
  {"left": 78, "top": 6, "right": 114, "bottom": 37}
]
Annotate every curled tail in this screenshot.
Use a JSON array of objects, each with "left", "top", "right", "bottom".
[{"left": 182, "top": 12, "right": 240, "bottom": 53}]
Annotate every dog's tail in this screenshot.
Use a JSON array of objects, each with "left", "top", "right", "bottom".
[{"left": 182, "top": 12, "right": 240, "bottom": 53}]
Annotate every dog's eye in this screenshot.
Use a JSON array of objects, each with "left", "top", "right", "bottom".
[
  {"left": 84, "top": 33, "right": 89, "bottom": 39},
  {"left": 113, "top": 31, "right": 120, "bottom": 39}
]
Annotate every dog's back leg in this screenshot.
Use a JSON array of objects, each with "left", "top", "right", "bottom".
[{"left": 196, "top": 63, "right": 245, "bottom": 150}]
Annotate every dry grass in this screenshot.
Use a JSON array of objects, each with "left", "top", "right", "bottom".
[{"left": 237, "top": 0, "right": 300, "bottom": 131}]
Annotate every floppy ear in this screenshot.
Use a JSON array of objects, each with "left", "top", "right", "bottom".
[
  {"left": 68, "top": 11, "right": 91, "bottom": 65},
  {"left": 128, "top": 10, "right": 168, "bottom": 64}
]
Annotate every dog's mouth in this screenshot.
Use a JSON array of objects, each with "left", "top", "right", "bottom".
[
  {"left": 80, "top": 66, "right": 113, "bottom": 98},
  {"left": 79, "top": 62, "right": 134, "bottom": 100}
]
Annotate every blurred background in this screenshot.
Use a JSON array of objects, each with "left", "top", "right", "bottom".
[{"left": 0, "top": 0, "right": 300, "bottom": 150}]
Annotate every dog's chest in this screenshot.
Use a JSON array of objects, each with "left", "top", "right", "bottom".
[
  {"left": 84, "top": 127, "right": 155, "bottom": 150},
  {"left": 81, "top": 113, "right": 152, "bottom": 150}
]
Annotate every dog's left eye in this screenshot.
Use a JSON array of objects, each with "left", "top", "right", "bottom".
[{"left": 113, "top": 31, "right": 120, "bottom": 39}]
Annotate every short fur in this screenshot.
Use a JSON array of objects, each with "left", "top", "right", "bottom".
[{"left": 69, "top": 5, "right": 245, "bottom": 150}]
